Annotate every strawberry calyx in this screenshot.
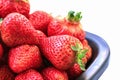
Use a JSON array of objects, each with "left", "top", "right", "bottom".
[
  {"left": 66, "top": 11, "right": 82, "bottom": 23},
  {"left": 71, "top": 43, "right": 88, "bottom": 71},
  {"left": 22, "top": 0, "right": 29, "bottom": 3},
  {"left": 15, "top": 0, "right": 29, "bottom": 3},
  {"left": 0, "top": 18, "right": 3, "bottom": 23}
]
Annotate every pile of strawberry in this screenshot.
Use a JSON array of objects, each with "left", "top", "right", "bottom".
[{"left": 0, "top": 0, "right": 92, "bottom": 80}]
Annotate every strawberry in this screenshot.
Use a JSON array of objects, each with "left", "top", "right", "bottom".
[
  {"left": 0, "top": 65, "right": 15, "bottom": 80},
  {"left": 48, "top": 11, "right": 86, "bottom": 41},
  {"left": 0, "top": 0, "right": 15, "bottom": 18},
  {"left": 13, "top": 0, "right": 30, "bottom": 18},
  {"left": 0, "top": 0, "right": 30, "bottom": 18},
  {"left": 41, "top": 67, "right": 68, "bottom": 80},
  {"left": 29, "top": 10, "right": 53, "bottom": 34},
  {"left": 67, "top": 39, "right": 92, "bottom": 79},
  {"left": 67, "top": 63, "right": 82, "bottom": 80},
  {"left": 15, "top": 69, "right": 44, "bottom": 80},
  {"left": 8, "top": 44, "right": 43, "bottom": 73},
  {"left": 39, "top": 35, "right": 87, "bottom": 70},
  {"left": 81, "top": 39, "right": 92, "bottom": 61},
  {"left": 1, "top": 12, "right": 46, "bottom": 47}
]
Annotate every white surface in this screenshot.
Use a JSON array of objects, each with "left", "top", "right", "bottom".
[{"left": 29, "top": 0, "right": 120, "bottom": 80}]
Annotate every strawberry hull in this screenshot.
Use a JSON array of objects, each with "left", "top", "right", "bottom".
[{"left": 76, "top": 32, "right": 110, "bottom": 80}]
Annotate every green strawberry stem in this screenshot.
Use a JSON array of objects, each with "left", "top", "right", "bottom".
[
  {"left": 67, "top": 11, "right": 82, "bottom": 23},
  {"left": 71, "top": 43, "right": 88, "bottom": 71},
  {"left": 0, "top": 18, "right": 3, "bottom": 24},
  {"left": 0, "top": 18, "right": 2, "bottom": 22},
  {"left": 16, "top": 0, "right": 28, "bottom": 3}
]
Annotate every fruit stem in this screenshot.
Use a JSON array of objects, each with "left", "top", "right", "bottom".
[
  {"left": 67, "top": 11, "right": 82, "bottom": 23},
  {"left": 0, "top": 18, "right": 3, "bottom": 23},
  {"left": 15, "top": 0, "right": 28, "bottom": 3},
  {"left": 71, "top": 43, "right": 88, "bottom": 71}
]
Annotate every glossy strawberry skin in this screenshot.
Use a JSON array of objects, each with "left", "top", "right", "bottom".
[
  {"left": 0, "top": 0, "right": 15, "bottom": 18},
  {"left": 48, "top": 19, "right": 71, "bottom": 36},
  {"left": 29, "top": 11, "right": 53, "bottom": 34},
  {"left": 15, "top": 69, "right": 44, "bottom": 80},
  {"left": 1, "top": 12, "right": 46, "bottom": 47},
  {"left": 8, "top": 44, "right": 43, "bottom": 73},
  {"left": 81, "top": 39, "right": 92, "bottom": 62},
  {"left": 48, "top": 17, "right": 86, "bottom": 41},
  {"left": 13, "top": 0, "right": 30, "bottom": 18},
  {"left": 39, "top": 35, "right": 83, "bottom": 70},
  {"left": 0, "top": 65, "right": 15, "bottom": 80},
  {"left": 67, "top": 63, "right": 83, "bottom": 80},
  {"left": 41, "top": 67, "right": 68, "bottom": 80},
  {"left": 0, "top": 0, "right": 30, "bottom": 18}
]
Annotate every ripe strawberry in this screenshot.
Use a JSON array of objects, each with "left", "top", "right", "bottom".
[
  {"left": 67, "top": 63, "right": 82, "bottom": 80},
  {"left": 48, "top": 11, "right": 86, "bottom": 41},
  {"left": 13, "top": 0, "right": 30, "bottom": 18},
  {"left": 1, "top": 12, "right": 46, "bottom": 47},
  {"left": 0, "top": 0, "right": 15, "bottom": 18},
  {"left": 29, "top": 10, "right": 53, "bottom": 34},
  {"left": 8, "top": 44, "right": 43, "bottom": 73},
  {"left": 41, "top": 67, "right": 68, "bottom": 80},
  {"left": 81, "top": 39, "right": 92, "bottom": 61},
  {"left": 0, "top": 0, "right": 30, "bottom": 18},
  {"left": 39, "top": 35, "right": 87, "bottom": 70},
  {"left": 67, "top": 39, "right": 92, "bottom": 79},
  {"left": 0, "top": 65, "right": 15, "bottom": 80},
  {"left": 15, "top": 69, "right": 44, "bottom": 80}
]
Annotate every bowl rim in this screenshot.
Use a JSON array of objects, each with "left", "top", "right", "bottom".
[{"left": 76, "top": 31, "right": 110, "bottom": 80}]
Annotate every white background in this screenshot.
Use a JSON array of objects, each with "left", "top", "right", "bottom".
[{"left": 29, "top": 0, "right": 120, "bottom": 80}]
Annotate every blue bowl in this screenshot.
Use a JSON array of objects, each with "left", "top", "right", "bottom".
[{"left": 76, "top": 32, "right": 110, "bottom": 80}]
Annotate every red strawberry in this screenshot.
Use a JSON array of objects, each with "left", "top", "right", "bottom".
[
  {"left": 48, "top": 11, "right": 86, "bottom": 41},
  {"left": 67, "top": 39, "right": 92, "bottom": 79},
  {"left": 8, "top": 44, "right": 43, "bottom": 73},
  {"left": 0, "top": 0, "right": 15, "bottom": 18},
  {"left": 13, "top": 0, "right": 30, "bottom": 18},
  {"left": 29, "top": 10, "right": 53, "bottom": 34},
  {"left": 67, "top": 63, "right": 82, "bottom": 80},
  {"left": 1, "top": 12, "right": 46, "bottom": 47},
  {"left": 0, "top": 0, "right": 30, "bottom": 18},
  {"left": 0, "top": 65, "right": 15, "bottom": 80},
  {"left": 81, "top": 39, "right": 92, "bottom": 61},
  {"left": 39, "top": 35, "right": 87, "bottom": 70},
  {"left": 41, "top": 67, "right": 68, "bottom": 80},
  {"left": 15, "top": 69, "right": 44, "bottom": 80}
]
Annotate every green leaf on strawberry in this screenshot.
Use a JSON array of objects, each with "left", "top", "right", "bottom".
[
  {"left": 67, "top": 11, "right": 82, "bottom": 23},
  {"left": 74, "top": 12, "right": 82, "bottom": 22},
  {"left": 0, "top": 18, "right": 3, "bottom": 23},
  {"left": 71, "top": 43, "right": 88, "bottom": 71},
  {"left": 71, "top": 42, "right": 82, "bottom": 51}
]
